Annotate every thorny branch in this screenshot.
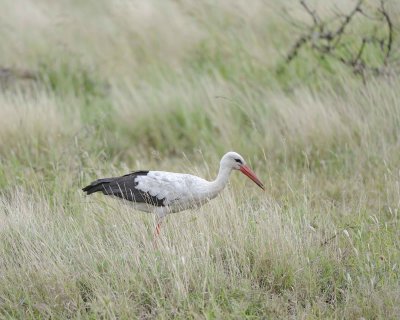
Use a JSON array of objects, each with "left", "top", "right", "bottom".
[
  {"left": 300, "top": 0, "right": 320, "bottom": 27},
  {"left": 284, "top": 0, "right": 397, "bottom": 82},
  {"left": 379, "top": 1, "right": 393, "bottom": 64}
]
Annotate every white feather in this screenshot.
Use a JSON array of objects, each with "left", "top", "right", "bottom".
[{"left": 134, "top": 171, "right": 222, "bottom": 214}]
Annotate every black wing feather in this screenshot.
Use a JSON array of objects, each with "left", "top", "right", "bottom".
[{"left": 82, "top": 170, "right": 165, "bottom": 207}]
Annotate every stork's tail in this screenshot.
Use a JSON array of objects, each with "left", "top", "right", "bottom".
[{"left": 82, "top": 178, "right": 114, "bottom": 195}]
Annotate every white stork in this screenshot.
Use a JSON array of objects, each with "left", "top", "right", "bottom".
[{"left": 82, "top": 151, "right": 264, "bottom": 235}]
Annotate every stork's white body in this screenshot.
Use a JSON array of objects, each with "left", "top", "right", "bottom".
[{"left": 132, "top": 170, "right": 228, "bottom": 217}]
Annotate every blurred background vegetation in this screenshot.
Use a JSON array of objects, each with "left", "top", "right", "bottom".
[{"left": 0, "top": 0, "right": 399, "bottom": 318}]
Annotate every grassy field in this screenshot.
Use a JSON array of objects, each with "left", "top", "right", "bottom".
[{"left": 0, "top": 0, "right": 399, "bottom": 318}]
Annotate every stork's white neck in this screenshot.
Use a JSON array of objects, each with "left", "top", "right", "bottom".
[{"left": 209, "top": 164, "right": 233, "bottom": 194}]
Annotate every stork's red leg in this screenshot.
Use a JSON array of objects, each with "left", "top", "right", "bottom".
[
  {"left": 152, "top": 222, "right": 162, "bottom": 248},
  {"left": 154, "top": 222, "right": 161, "bottom": 236},
  {"left": 153, "top": 211, "right": 165, "bottom": 245}
]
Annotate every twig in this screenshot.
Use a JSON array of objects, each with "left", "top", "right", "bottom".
[
  {"left": 300, "top": 0, "right": 320, "bottom": 26},
  {"left": 283, "top": 0, "right": 397, "bottom": 82},
  {"left": 379, "top": 0, "right": 393, "bottom": 64},
  {"left": 332, "top": 0, "right": 363, "bottom": 39},
  {"left": 320, "top": 232, "right": 338, "bottom": 247}
]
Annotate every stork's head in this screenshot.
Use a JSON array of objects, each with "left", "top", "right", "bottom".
[{"left": 221, "top": 151, "right": 265, "bottom": 190}]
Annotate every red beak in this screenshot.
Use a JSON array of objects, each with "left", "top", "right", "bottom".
[{"left": 239, "top": 165, "right": 265, "bottom": 190}]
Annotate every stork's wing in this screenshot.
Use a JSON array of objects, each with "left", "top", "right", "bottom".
[
  {"left": 82, "top": 170, "right": 205, "bottom": 207},
  {"left": 82, "top": 171, "right": 165, "bottom": 206}
]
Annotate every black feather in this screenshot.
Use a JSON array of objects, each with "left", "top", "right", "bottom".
[{"left": 82, "top": 170, "right": 165, "bottom": 207}]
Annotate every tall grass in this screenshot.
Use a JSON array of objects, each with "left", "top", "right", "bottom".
[{"left": 0, "top": 0, "right": 399, "bottom": 318}]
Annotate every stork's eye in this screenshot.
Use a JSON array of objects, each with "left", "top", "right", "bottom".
[{"left": 235, "top": 158, "right": 243, "bottom": 164}]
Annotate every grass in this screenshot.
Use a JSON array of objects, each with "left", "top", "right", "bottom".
[{"left": 0, "top": 0, "right": 399, "bottom": 318}]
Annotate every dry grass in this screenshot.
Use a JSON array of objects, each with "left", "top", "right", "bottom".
[{"left": 0, "top": 0, "right": 399, "bottom": 318}]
